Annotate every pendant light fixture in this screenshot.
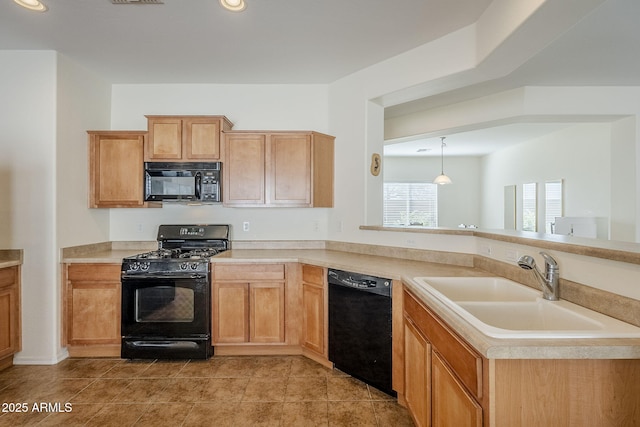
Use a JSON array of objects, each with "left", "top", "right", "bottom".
[
  {"left": 433, "top": 136, "right": 452, "bottom": 185},
  {"left": 14, "top": 0, "right": 47, "bottom": 12},
  {"left": 220, "top": 0, "right": 246, "bottom": 12}
]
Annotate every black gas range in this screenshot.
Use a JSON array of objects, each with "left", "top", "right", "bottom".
[{"left": 121, "top": 224, "right": 229, "bottom": 360}]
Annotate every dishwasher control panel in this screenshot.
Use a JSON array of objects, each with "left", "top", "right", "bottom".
[{"left": 328, "top": 269, "right": 391, "bottom": 295}]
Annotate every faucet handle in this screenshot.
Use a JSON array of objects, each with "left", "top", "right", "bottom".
[{"left": 539, "top": 251, "right": 558, "bottom": 268}]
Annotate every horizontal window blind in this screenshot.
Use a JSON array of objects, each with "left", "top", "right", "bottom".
[
  {"left": 545, "top": 180, "right": 563, "bottom": 233},
  {"left": 383, "top": 183, "right": 438, "bottom": 227}
]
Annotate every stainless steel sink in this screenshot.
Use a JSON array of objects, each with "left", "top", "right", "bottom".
[{"left": 413, "top": 276, "right": 640, "bottom": 338}]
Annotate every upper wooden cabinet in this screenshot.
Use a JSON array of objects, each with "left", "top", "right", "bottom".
[
  {"left": 223, "top": 131, "right": 334, "bottom": 207},
  {"left": 88, "top": 131, "right": 147, "bottom": 208},
  {"left": 145, "top": 115, "right": 233, "bottom": 161}
]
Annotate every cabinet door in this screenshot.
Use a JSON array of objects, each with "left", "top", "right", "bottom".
[
  {"left": 224, "top": 133, "right": 266, "bottom": 205},
  {"left": 214, "top": 282, "right": 249, "bottom": 343},
  {"left": 404, "top": 319, "right": 431, "bottom": 427},
  {"left": 302, "top": 283, "right": 324, "bottom": 354},
  {"left": 184, "top": 118, "right": 221, "bottom": 160},
  {"left": 268, "top": 134, "right": 312, "bottom": 206},
  {"left": 89, "top": 132, "right": 145, "bottom": 208},
  {"left": 432, "top": 351, "right": 482, "bottom": 427},
  {"left": 66, "top": 264, "right": 121, "bottom": 345},
  {"left": 146, "top": 117, "right": 183, "bottom": 160},
  {"left": 250, "top": 282, "right": 285, "bottom": 343},
  {"left": 0, "top": 267, "right": 19, "bottom": 360}
]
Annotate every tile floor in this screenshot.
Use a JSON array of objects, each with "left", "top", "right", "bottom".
[{"left": 0, "top": 356, "right": 414, "bottom": 426}]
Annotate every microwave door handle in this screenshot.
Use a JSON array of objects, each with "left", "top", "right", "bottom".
[{"left": 195, "top": 172, "right": 202, "bottom": 200}]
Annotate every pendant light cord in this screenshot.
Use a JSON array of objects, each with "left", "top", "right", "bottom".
[{"left": 440, "top": 136, "right": 446, "bottom": 174}]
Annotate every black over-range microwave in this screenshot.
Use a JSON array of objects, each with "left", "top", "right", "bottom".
[{"left": 144, "top": 162, "right": 221, "bottom": 203}]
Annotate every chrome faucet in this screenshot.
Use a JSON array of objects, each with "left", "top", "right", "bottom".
[{"left": 517, "top": 252, "right": 559, "bottom": 301}]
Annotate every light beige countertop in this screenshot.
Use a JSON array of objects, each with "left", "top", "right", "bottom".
[
  {"left": 60, "top": 241, "right": 156, "bottom": 264},
  {"left": 61, "top": 244, "right": 640, "bottom": 360},
  {"left": 0, "top": 249, "right": 23, "bottom": 269},
  {"left": 212, "top": 249, "right": 484, "bottom": 280}
]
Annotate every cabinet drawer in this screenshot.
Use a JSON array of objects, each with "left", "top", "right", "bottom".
[
  {"left": 404, "top": 289, "right": 483, "bottom": 399},
  {"left": 0, "top": 266, "right": 17, "bottom": 287},
  {"left": 214, "top": 264, "right": 285, "bottom": 281},
  {"left": 67, "top": 264, "right": 121, "bottom": 282},
  {"left": 302, "top": 265, "right": 324, "bottom": 286}
]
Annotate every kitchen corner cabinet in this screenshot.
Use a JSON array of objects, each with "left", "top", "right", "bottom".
[
  {"left": 223, "top": 131, "right": 334, "bottom": 207},
  {"left": 402, "top": 288, "right": 640, "bottom": 426},
  {"left": 63, "top": 263, "right": 121, "bottom": 357},
  {"left": 0, "top": 266, "right": 21, "bottom": 370},
  {"left": 301, "top": 264, "right": 326, "bottom": 357},
  {"left": 212, "top": 264, "right": 286, "bottom": 345},
  {"left": 88, "top": 131, "right": 149, "bottom": 208},
  {"left": 145, "top": 115, "right": 233, "bottom": 161}
]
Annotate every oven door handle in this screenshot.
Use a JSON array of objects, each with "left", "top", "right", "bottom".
[{"left": 121, "top": 273, "right": 208, "bottom": 280}]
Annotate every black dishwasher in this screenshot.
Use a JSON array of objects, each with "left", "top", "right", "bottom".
[{"left": 328, "top": 268, "right": 394, "bottom": 396}]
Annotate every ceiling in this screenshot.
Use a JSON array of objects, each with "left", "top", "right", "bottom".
[
  {"left": 383, "top": 123, "right": 575, "bottom": 157},
  {"left": 0, "top": 0, "right": 491, "bottom": 84},
  {"left": 384, "top": 0, "right": 640, "bottom": 157},
  {"left": 2, "top": 0, "right": 638, "bottom": 157}
]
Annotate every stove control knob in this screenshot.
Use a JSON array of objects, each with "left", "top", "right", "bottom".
[
  {"left": 180, "top": 262, "right": 189, "bottom": 270},
  {"left": 190, "top": 263, "right": 199, "bottom": 270},
  {"left": 140, "top": 262, "right": 150, "bottom": 271},
  {"left": 130, "top": 263, "right": 139, "bottom": 271}
]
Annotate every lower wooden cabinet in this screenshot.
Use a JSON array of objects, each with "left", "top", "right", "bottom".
[
  {"left": 403, "top": 289, "right": 484, "bottom": 427},
  {"left": 432, "top": 351, "right": 482, "bottom": 427},
  {"left": 63, "top": 263, "right": 121, "bottom": 357},
  {"left": 401, "top": 287, "right": 640, "bottom": 426},
  {"left": 301, "top": 264, "right": 326, "bottom": 356},
  {"left": 212, "top": 264, "right": 286, "bottom": 345},
  {"left": 0, "top": 266, "right": 21, "bottom": 370},
  {"left": 403, "top": 319, "right": 430, "bottom": 427}
]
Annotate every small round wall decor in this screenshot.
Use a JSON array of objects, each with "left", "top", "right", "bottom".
[{"left": 370, "top": 153, "right": 381, "bottom": 176}]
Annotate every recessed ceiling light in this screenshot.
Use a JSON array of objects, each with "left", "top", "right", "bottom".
[
  {"left": 14, "top": 0, "right": 47, "bottom": 12},
  {"left": 220, "top": 0, "right": 246, "bottom": 12}
]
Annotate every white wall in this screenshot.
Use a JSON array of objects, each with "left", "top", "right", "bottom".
[
  {"left": 384, "top": 156, "right": 481, "bottom": 228},
  {"left": 0, "top": 51, "right": 58, "bottom": 363},
  {"left": 480, "top": 123, "right": 612, "bottom": 237},
  {"left": 109, "top": 84, "right": 331, "bottom": 242},
  {"left": 56, "top": 54, "right": 112, "bottom": 248}
]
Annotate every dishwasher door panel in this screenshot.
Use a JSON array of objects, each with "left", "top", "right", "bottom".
[{"left": 328, "top": 282, "right": 393, "bottom": 395}]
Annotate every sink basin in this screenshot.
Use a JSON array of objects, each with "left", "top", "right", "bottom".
[
  {"left": 413, "top": 277, "right": 539, "bottom": 302},
  {"left": 413, "top": 276, "right": 640, "bottom": 338}
]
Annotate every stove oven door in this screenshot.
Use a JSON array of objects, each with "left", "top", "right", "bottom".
[{"left": 121, "top": 273, "right": 211, "bottom": 359}]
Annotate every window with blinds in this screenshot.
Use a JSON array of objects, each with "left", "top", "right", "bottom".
[
  {"left": 522, "top": 182, "right": 537, "bottom": 231},
  {"left": 545, "top": 180, "right": 563, "bottom": 233},
  {"left": 383, "top": 183, "right": 438, "bottom": 227}
]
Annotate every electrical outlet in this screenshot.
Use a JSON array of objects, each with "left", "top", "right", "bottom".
[
  {"left": 313, "top": 220, "right": 320, "bottom": 232},
  {"left": 480, "top": 244, "right": 492, "bottom": 256},
  {"left": 136, "top": 223, "right": 144, "bottom": 233},
  {"left": 505, "top": 249, "right": 518, "bottom": 262},
  {"left": 242, "top": 221, "right": 250, "bottom": 232}
]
